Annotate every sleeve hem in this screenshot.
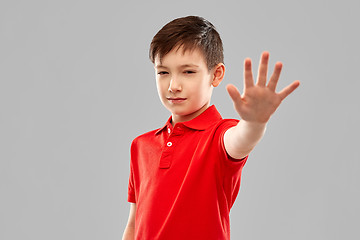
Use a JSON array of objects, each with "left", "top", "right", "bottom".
[
  {"left": 227, "top": 153, "right": 249, "bottom": 162},
  {"left": 219, "top": 120, "right": 249, "bottom": 165},
  {"left": 128, "top": 194, "right": 136, "bottom": 203}
]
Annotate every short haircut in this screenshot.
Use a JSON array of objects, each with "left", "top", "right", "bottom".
[{"left": 149, "top": 16, "right": 224, "bottom": 71}]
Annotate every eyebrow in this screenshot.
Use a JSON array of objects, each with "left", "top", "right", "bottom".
[{"left": 155, "top": 64, "right": 200, "bottom": 69}]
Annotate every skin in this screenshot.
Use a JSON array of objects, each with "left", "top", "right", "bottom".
[
  {"left": 122, "top": 203, "right": 136, "bottom": 240},
  {"left": 154, "top": 46, "right": 225, "bottom": 126},
  {"left": 224, "top": 52, "right": 300, "bottom": 159},
  {"left": 122, "top": 48, "right": 300, "bottom": 239}
]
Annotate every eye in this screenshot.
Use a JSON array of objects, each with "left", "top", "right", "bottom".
[
  {"left": 157, "top": 71, "right": 169, "bottom": 75},
  {"left": 184, "top": 70, "right": 195, "bottom": 74}
]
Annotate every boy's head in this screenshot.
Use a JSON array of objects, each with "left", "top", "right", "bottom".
[
  {"left": 149, "top": 16, "right": 224, "bottom": 71},
  {"left": 150, "top": 16, "right": 225, "bottom": 124}
]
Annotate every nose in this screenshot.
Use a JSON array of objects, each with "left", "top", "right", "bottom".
[{"left": 168, "top": 76, "right": 182, "bottom": 92}]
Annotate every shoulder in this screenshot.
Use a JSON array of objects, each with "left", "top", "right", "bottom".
[
  {"left": 199, "top": 118, "right": 239, "bottom": 143},
  {"left": 131, "top": 127, "right": 161, "bottom": 147},
  {"left": 213, "top": 118, "right": 239, "bottom": 132},
  {"left": 208, "top": 118, "right": 239, "bottom": 148}
]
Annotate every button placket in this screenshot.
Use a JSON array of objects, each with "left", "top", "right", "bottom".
[
  {"left": 159, "top": 135, "right": 175, "bottom": 169},
  {"left": 159, "top": 125, "right": 186, "bottom": 169}
]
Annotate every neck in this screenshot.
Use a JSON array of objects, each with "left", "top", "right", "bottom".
[{"left": 171, "top": 102, "right": 210, "bottom": 126}]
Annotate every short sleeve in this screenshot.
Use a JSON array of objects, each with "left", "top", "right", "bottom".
[
  {"left": 127, "top": 163, "right": 136, "bottom": 203},
  {"left": 217, "top": 119, "right": 248, "bottom": 166},
  {"left": 215, "top": 119, "right": 248, "bottom": 208},
  {"left": 127, "top": 141, "right": 136, "bottom": 203}
]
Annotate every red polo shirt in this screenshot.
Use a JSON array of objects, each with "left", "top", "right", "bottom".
[{"left": 127, "top": 105, "right": 248, "bottom": 240}]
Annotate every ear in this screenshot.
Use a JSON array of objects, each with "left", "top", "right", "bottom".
[{"left": 211, "top": 63, "right": 225, "bottom": 87}]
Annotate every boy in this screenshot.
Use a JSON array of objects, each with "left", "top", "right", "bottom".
[{"left": 122, "top": 16, "right": 299, "bottom": 240}]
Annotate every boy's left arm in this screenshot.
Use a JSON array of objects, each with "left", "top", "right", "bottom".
[{"left": 224, "top": 51, "right": 300, "bottom": 159}]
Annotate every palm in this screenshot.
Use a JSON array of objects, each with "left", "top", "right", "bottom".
[{"left": 226, "top": 52, "right": 300, "bottom": 123}]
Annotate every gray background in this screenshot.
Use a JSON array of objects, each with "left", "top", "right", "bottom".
[{"left": 1, "top": 0, "right": 359, "bottom": 239}]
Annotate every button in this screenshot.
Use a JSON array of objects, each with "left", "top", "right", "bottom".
[
  {"left": 168, "top": 128, "right": 171, "bottom": 134},
  {"left": 167, "top": 142, "right": 172, "bottom": 147}
]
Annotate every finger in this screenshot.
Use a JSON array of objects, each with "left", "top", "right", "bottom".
[
  {"left": 226, "top": 84, "right": 242, "bottom": 103},
  {"left": 226, "top": 84, "right": 244, "bottom": 115},
  {"left": 244, "top": 58, "right": 254, "bottom": 89},
  {"left": 257, "top": 51, "right": 269, "bottom": 86},
  {"left": 226, "top": 84, "right": 244, "bottom": 111},
  {"left": 278, "top": 80, "right": 300, "bottom": 100},
  {"left": 267, "top": 62, "right": 283, "bottom": 91}
]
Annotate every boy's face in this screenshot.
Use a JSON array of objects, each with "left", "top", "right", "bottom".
[{"left": 154, "top": 46, "right": 219, "bottom": 124}]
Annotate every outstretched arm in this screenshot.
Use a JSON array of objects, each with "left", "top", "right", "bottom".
[{"left": 224, "top": 51, "right": 300, "bottom": 159}]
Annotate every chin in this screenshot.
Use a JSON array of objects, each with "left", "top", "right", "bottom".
[
  {"left": 169, "top": 106, "right": 202, "bottom": 117},
  {"left": 168, "top": 108, "right": 192, "bottom": 116}
]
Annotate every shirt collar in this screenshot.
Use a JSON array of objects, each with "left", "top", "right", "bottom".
[{"left": 155, "top": 105, "right": 222, "bottom": 135}]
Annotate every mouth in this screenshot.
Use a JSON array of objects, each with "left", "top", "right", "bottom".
[{"left": 167, "top": 97, "right": 187, "bottom": 103}]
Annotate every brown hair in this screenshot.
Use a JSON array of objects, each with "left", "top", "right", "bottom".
[{"left": 149, "top": 16, "right": 224, "bottom": 71}]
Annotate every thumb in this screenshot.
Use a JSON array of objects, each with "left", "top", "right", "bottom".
[
  {"left": 226, "top": 84, "right": 244, "bottom": 113},
  {"left": 226, "top": 84, "right": 242, "bottom": 103}
]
